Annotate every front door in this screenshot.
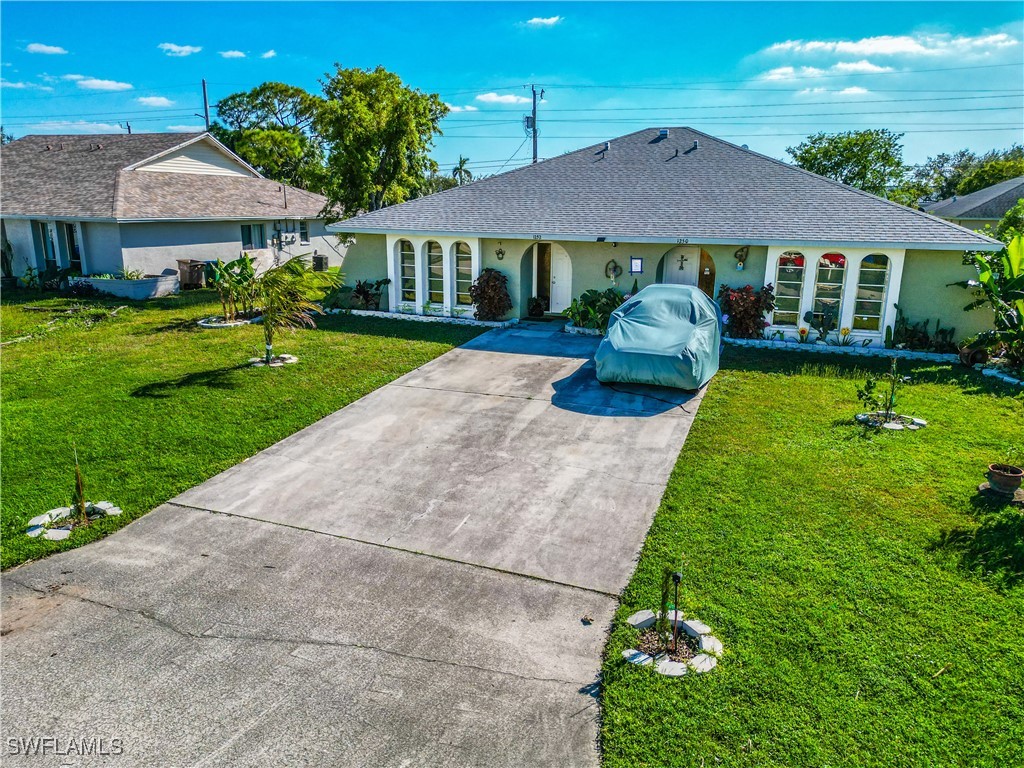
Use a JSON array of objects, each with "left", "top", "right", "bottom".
[
  {"left": 548, "top": 247, "right": 572, "bottom": 313},
  {"left": 662, "top": 245, "right": 700, "bottom": 285}
]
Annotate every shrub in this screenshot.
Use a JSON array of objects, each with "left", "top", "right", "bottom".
[
  {"left": 564, "top": 287, "right": 625, "bottom": 332},
  {"left": 468, "top": 268, "right": 512, "bottom": 321},
  {"left": 527, "top": 296, "right": 546, "bottom": 317},
  {"left": 717, "top": 283, "right": 776, "bottom": 338},
  {"left": 351, "top": 278, "right": 391, "bottom": 311},
  {"left": 63, "top": 280, "right": 102, "bottom": 298}
]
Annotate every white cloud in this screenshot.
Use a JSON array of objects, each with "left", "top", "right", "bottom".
[
  {"left": 766, "top": 32, "right": 1018, "bottom": 58},
  {"left": 837, "top": 86, "right": 870, "bottom": 96},
  {"left": 159, "top": 42, "right": 202, "bottom": 57},
  {"left": 761, "top": 66, "right": 824, "bottom": 81},
  {"left": 796, "top": 86, "right": 871, "bottom": 96},
  {"left": 166, "top": 124, "right": 206, "bottom": 133},
  {"left": 526, "top": 16, "right": 563, "bottom": 27},
  {"left": 77, "top": 77, "right": 133, "bottom": 91},
  {"left": 138, "top": 96, "right": 175, "bottom": 107},
  {"left": 831, "top": 60, "right": 892, "bottom": 74},
  {"left": 476, "top": 92, "right": 531, "bottom": 104},
  {"left": 220, "top": 50, "right": 246, "bottom": 59},
  {"left": 1, "top": 78, "right": 52, "bottom": 91},
  {"left": 261, "top": 49, "right": 277, "bottom": 59},
  {"left": 445, "top": 103, "right": 479, "bottom": 113},
  {"left": 27, "top": 43, "right": 68, "bottom": 55},
  {"left": 62, "top": 73, "right": 85, "bottom": 81},
  {"left": 30, "top": 120, "right": 124, "bottom": 133}
]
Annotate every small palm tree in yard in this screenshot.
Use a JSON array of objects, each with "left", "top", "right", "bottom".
[{"left": 253, "top": 256, "right": 340, "bottom": 365}]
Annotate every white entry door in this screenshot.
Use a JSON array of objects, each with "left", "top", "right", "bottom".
[
  {"left": 663, "top": 245, "right": 700, "bottom": 285},
  {"left": 549, "top": 248, "right": 572, "bottom": 313}
]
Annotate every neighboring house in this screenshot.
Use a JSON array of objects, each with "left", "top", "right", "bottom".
[
  {"left": 925, "top": 175, "right": 1024, "bottom": 231},
  {"left": 0, "top": 132, "right": 343, "bottom": 281},
  {"left": 333, "top": 127, "right": 1001, "bottom": 345}
]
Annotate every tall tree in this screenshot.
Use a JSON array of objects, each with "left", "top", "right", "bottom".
[
  {"left": 911, "top": 149, "right": 978, "bottom": 201},
  {"left": 452, "top": 155, "right": 473, "bottom": 186},
  {"left": 1, "top": 126, "right": 14, "bottom": 145},
  {"left": 317, "top": 65, "right": 448, "bottom": 216},
  {"left": 787, "top": 129, "right": 906, "bottom": 198},
  {"left": 212, "top": 82, "right": 324, "bottom": 191},
  {"left": 957, "top": 151, "right": 1024, "bottom": 197}
]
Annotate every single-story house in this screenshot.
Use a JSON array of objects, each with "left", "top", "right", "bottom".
[
  {"left": 333, "top": 127, "right": 1001, "bottom": 345},
  {"left": 926, "top": 175, "right": 1024, "bottom": 231},
  {"left": 0, "top": 132, "right": 343, "bottom": 282}
]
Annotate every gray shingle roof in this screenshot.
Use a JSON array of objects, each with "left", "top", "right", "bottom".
[
  {"left": 926, "top": 176, "right": 1024, "bottom": 220},
  {"left": 1, "top": 132, "right": 328, "bottom": 220},
  {"left": 335, "top": 127, "right": 998, "bottom": 249}
]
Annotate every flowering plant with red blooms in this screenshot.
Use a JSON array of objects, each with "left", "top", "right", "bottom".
[{"left": 716, "top": 283, "right": 777, "bottom": 338}]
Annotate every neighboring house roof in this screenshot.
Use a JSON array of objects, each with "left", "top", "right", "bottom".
[
  {"left": 926, "top": 175, "right": 1024, "bottom": 221},
  {"left": 0, "top": 132, "right": 329, "bottom": 221},
  {"left": 333, "top": 127, "right": 999, "bottom": 250}
]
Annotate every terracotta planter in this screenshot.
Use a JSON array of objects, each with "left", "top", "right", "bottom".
[{"left": 987, "top": 464, "right": 1024, "bottom": 495}]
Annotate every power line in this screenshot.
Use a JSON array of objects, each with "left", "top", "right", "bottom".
[{"left": 435, "top": 127, "right": 1023, "bottom": 140}]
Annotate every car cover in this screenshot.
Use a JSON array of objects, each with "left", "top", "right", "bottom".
[{"left": 594, "top": 284, "right": 722, "bottom": 391}]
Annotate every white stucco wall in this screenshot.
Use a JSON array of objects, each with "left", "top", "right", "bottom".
[
  {"left": 1, "top": 218, "right": 37, "bottom": 274},
  {"left": 82, "top": 222, "right": 124, "bottom": 275}
]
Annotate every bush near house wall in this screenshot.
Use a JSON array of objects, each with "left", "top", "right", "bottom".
[
  {"left": 468, "top": 268, "right": 513, "bottom": 321},
  {"left": 717, "top": 283, "right": 776, "bottom": 339}
]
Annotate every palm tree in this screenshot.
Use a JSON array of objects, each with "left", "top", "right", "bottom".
[
  {"left": 452, "top": 155, "right": 473, "bottom": 186},
  {"left": 253, "top": 256, "right": 340, "bottom": 364}
]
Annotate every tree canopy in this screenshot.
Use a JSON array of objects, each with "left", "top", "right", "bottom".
[{"left": 787, "top": 129, "right": 906, "bottom": 198}]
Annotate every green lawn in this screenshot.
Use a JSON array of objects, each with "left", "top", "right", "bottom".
[
  {"left": 0, "top": 290, "right": 483, "bottom": 569},
  {"left": 602, "top": 350, "right": 1024, "bottom": 767}
]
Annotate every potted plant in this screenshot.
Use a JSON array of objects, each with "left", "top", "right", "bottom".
[{"left": 988, "top": 448, "right": 1023, "bottom": 495}]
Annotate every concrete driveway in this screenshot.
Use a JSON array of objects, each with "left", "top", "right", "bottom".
[{"left": 1, "top": 322, "right": 703, "bottom": 767}]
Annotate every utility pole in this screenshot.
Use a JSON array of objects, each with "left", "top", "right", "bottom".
[
  {"left": 202, "top": 79, "right": 211, "bottom": 131},
  {"left": 530, "top": 85, "right": 544, "bottom": 163}
]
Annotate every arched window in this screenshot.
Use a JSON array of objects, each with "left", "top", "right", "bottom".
[
  {"left": 398, "top": 239, "right": 415, "bottom": 302},
  {"left": 853, "top": 254, "right": 890, "bottom": 331},
  {"left": 454, "top": 242, "right": 473, "bottom": 306},
  {"left": 425, "top": 241, "right": 443, "bottom": 305},
  {"left": 773, "top": 251, "right": 805, "bottom": 326},
  {"left": 812, "top": 252, "right": 846, "bottom": 327}
]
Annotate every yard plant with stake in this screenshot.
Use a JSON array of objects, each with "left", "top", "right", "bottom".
[{"left": 253, "top": 256, "right": 340, "bottom": 365}]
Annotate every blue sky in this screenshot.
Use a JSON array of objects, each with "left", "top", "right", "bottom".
[{"left": 2, "top": 2, "right": 1022, "bottom": 176}]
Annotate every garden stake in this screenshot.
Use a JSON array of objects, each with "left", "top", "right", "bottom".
[{"left": 671, "top": 570, "right": 682, "bottom": 652}]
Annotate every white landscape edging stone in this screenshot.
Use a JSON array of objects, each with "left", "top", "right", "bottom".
[
  {"left": 323, "top": 307, "right": 518, "bottom": 329},
  {"left": 723, "top": 337, "right": 1023, "bottom": 387},
  {"left": 624, "top": 610, "right": 724, "bottom": 677},
  {"left": 24, "top": 502, "right": 122, "bottom": 540},
  {"left": 197, "top": 316, "right": 262, "bottom": 329},
  {"left": 563, "top": 322, "right": 603, "bottom": 337}
]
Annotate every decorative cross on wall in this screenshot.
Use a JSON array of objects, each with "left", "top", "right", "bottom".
[{"left": 677, "top": 254, "right": 689, "bottom": 270}]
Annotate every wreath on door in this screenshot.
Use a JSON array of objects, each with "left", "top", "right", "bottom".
[{"left": 605, "top": 259, "right": 623, "bottom": 279}]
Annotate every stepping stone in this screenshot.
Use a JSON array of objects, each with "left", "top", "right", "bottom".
[
  {"left": 26, "top": 526, "right": 46, "bottom": 538},
  {"left": 94, "top": 501, "right": 115, "bottom": 510},
  {"left": 626, "top": 610, "right": 657, "bottom": 629},
  {"left": 622, "top": 649, "right": 653, "bottom": 666},
  {"left": 655, "top": 659, "right": 688, "bottom": 677},
  {"left": 688, "top": 654, "right": 718, "bottom": 674},
  {"left": 27, "top": 513, "right": 51, "bottom": 527},
  {"left": 43, "top": 528, "right": 71, "bottom": 541},
  {"left": 699, "top": 635, "right": 724, "bottom": 656},
  {"left": 681, "top": 619, "right": 712, "bottom": 637},
  {"left": 105, "top": 507, "right": 123, "bottom": 516},
  {"left": 911, "top": 417, "right": 928, "bottom": 427},
  {"left": 48, "top": 507, "right": 71, "bottom": 521}
]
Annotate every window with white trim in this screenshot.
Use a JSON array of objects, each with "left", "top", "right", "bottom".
[
  {"left": 773, "top": 251, "right": 805, "bottom": 326},
  {"left": 852, "top": 254, "right": 889, "bottom": 331},
  {"left": 426, "top": 241, "right": 443, "bottom": 305},
  {"left": 299, "top": 220, "right": 310, "bottom": 244},
  {"left": 811, "top": 252, "right": 846, "bottom": 326},
  {"left": 454, "top": 242, "right": 473, "bottom": 306},
  {"left": 398, "top": 239, "right": 416, "bottom": 302}
]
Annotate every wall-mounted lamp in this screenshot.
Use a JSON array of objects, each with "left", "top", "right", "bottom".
[
  {"left": 629, "top": 257, "right": 644, "bottom": 275},
  {"left": 495, "top": 242, "right": 505, "bottom": 260}
]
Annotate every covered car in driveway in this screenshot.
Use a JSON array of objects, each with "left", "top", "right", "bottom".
[{"left": 594, "top": 284, "right": 722, "bottom": 391}]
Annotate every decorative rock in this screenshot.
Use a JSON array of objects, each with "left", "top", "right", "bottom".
[
  {"left": 94, "top": 501, "right": 115, "bottom": 510},
  {"left": 688, "top": 653, "right": 718, "bottom": 674},
  {"left": 911, "top": 417, "right": 928, "bottom": 427},
  {"left": 655, "top": 659, "right": 688, "bottom": 677},
  {"left": 27, "top": 513, "right": 51, "bottom": 527},
  {"left": 626, "top": 609, "right": 657, "bottom": 629},
  {"left": 681, "top": 619, "right": 712, "bottom": 637},
  {"left": 699, "top": 635, "right": 724, "bottom": 656},
  {"left": 105, "top": 507, "right": 123, "bottom": 516},
  {"left": 881, "top": 422, "right": 904, "bottom": 431},
  {"left": 47, "top": 507, "right": 72, "bottom": 521},
  {"left": 622, "top": 649, "right": 654, "bottom": 666},
  {"left": 43, "top": 528, "right": 71, "bottom": 541},
  {"left": 26, "top": 526, "right": 46, "bottom": 538}
]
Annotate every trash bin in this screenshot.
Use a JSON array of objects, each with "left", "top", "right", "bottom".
[{"left": 177, "top": 259, "right": 207, "bottom": 290}]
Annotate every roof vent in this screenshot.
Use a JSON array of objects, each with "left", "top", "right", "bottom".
[
  {"left": 603, "top": 141, "right": 610, "bottom": 152},
  {"left": 659, "top": 128, "right": 670, "bottom": 138},
  {"left": 692, "top": 140, "right": 699, "bottom": 150}
]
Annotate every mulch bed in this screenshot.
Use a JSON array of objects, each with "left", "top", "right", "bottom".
[{"left": 637, "top": 627, "right": 698, "bottom": 663}]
